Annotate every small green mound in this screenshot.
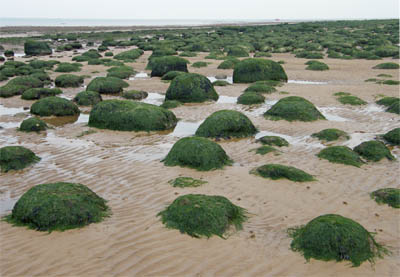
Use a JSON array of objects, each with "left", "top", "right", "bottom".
[
  {"left": 55, "top": 74, "right": 84, "bottom": 88},
  {"left": 0, "top": 146, "right": 40, "bottom": 172},
  {"left": 105, "top": 51, "right": 113, "bottom": 57},
  {"left": 254, "top": 52, "right": 272, "bottom": 57},
  {"left": 217, "top": 58, "right": 239, "bottom": 69},
  {"left": 371, "top": 188, "right": 400, "bottom": 208},
  {"left": 150, "top": 56, "right": 188, "bottom": 77},
  {"left": 121, "top": 90, "right": 148, "bottom": 100},
  {"left": 73, "top": 90, "right": 102, "bottom": 106},
  {"left": 337, "top": 95, "right": 367, "bottom": 106},
  {"left": 179, "top": 51, "right": 197, "bottom": 57},
  {"left": 162, "top": 137, "right": 232, "bottom": 171},
  {"left": 213, "top": 80, "right": 231, "bottom": 86},
  {"left": 86, "top": 77, "right": 129, "bottom": 94},
  {"left": 113, "top": 49, "right": 143, "bottom": 62},
  {"left": 160, "top": 100, "right": 182, "bottom": 109},
  {"left": 24, "top": 41, "right": 52, "bottom": 56},
  {"left": 19, "top": 117, "right": 48, "bottom": 132},
  {"left": 191, "top": 61, "right": 208, "bottom": 68},
  {"left": 373, "top": 62, "right": 399, "bottom": 69},
  {"left": 257, "top": 136, "right": 289, "bottom": 147},
  {"left": 381, "top": 80, "right": 399, "bottom": 85},
  {"left": 158, "top": 194, "right": 247, "bottom": 238},
  {"left": 252, "top": 145, "right": 277, "bottom": 155},
  {"left": 55, "top": 62, "right": 82, "bottom": 73},
  {"left": 288, "top": 214, "right": 389, "bottom": 267},
  {"left": 233, "top": 58, "right": 288, "bottom": 83},
  {"left": 334, "top": 92, "right": 351, "bottom": 96},
  {"left": 376, "top": 97, "right": 399, "bottom": 107},
  {"left": 383, "top": 128, "right": 400, "bottom": 145},
  {"left": 195, "top": 110, "right": 257, "bottom": 139},
  {"left": 311, "top": 128, "right": 349, "bottom": 142},
  {"left": 386, "top": 101, "right": 399, "bottom": 114},
  {"left": 377, "top": 74, "right": 392, "bottom": 78},
  {"left": 244, "top": 83, "right": 277, "bottom": 94},
  {"left": 226, "top": 46, "right": 249, "bottom": 57},
  {"left": 161, "top": 71, "right": 186, "bottom": 81},
  {"left": 353, "top": 140, "right": 395, "bottom": 162},
  {"left": 88, "top": 100, "right": 177, "bottom": 131},
  {"left": 4, "top": 182, "right": 110, "bottom": 231},
  {"left": 252, "top": 164, "right": 314, "bottom": 182},
  {"left": 264, "top": 96, "right": 325, "bottom": 122},
  {"left": 305, "top": 60, "right": 329, "bottom": 71},
  {"left": 168, "top": 177, "right": 207, "bottom": 188},
  {"left": 237, "top": 91, "right": 265, "bottom": 105},
  {"left": 106, "top": 66, "right": 135, "bottom": 79},
  {"left": 30, "top": 96, "right": 80, "bottom": 116},
  {"left": 165, "top": 73, "right": 219, "bottom": 103},
  {"left": 21, "top": 88, "right": 62, "bottom": 100},
  {"left": 317, "top": 146, "right": 364, "bottom": 167}
]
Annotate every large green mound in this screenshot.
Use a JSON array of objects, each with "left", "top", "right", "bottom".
[
  {"left": 73, "top": 90, "right": 102, "bottom": 106},
  {"left": 252, "top": 164, "right": 314, "bottom": 182},
  {"left": 158, "top": 194, "right": 247, "bottom": 238},
  {"left": 30, "top": 96, "right": 80, "bottom": 116},
  {"left": 0, "top": 76, "right": 44, "bottom": 97},
  {"left": 86, "top": 77, "right": 129, "bottom": 94},
  {"left": 311, "top": 128, "right": 349, "bottom": 141},
  {"left": 19, "top": 117, "right": 48, "bottom": 132},
  {"left": 264, "top": 96, "right": 325, "bottom": 122},
  {"left": 233, "top": 58, "right": 288, "bottom": 83},
  {"left": 353, "top": 140, "right": 395, "bottom": 162},
  {"left": 371, "top": 188, "right": 400, "bottom": 208},
  {"left": 165, "top": 73, "right": 218, "bottom": 103},
  {"left": 150, "top": 56, "right": 188, "bottom": 77},
  {"left": 55, "top": 74, "right": 84, "bottom": 88},
  {"left": 383, "top": 128, "right": 400, "bottom": 145},
  {"left": 317, "top": 146, "right": 364, "bottom": 167},
  {"left": 162, "top": 137, "right": 232, "bottom": 171},
  {"left": 237, "top": 91, "right": 265, "bottom": 105},
  {"left": 88, "top": 99, "right": 177, "bottom": 131},
  {"left": 373, "top": 62, "right": 399, "bottom": 69},
  {"left": 288, "top": 214, "right": 389, "bottom": 267},
  {"left": 257, "top": 136, "right": 289, "bottom": 147},
  {"left": 4, "top": 182, "right": 110, "bottom": 231},
  {"left": 24, "top": 41, "right": 52, "bottom": 56},
  {"left": 195, "top": 110, "right": 257, "bottom": 139},
  {"left": 0, "top": 146, "right": 40, "bottom": 172},
  {"left": 21, "top": 88, "right": 62, "bottom": 100}
]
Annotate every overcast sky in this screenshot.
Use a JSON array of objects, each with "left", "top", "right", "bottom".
[{"left": 1, "top": 0, "right": 398, "bottom": 20}]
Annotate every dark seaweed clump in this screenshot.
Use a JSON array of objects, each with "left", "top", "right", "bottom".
[
  {"left": 233, "top": 58, "right": 288, "bottom": 83},
  {"left": 73, "top": 90, "right": 102, "bottom": 106},
  {"left": 252, "top": 164, "right": 314, "bottom": 182},
  {"left": 317, "top": 146, "right": 364, "bottom": 167},
  {"left": 86, "top": 77, "right": 129, "bottom": 94},
  {"left": 0, "top": 146, "right": 40, "bottom": 172},
  {"left": 30, "top": 96, "right": 80, "bottom": 116},
  {"left": 353, "top": 140, "right": 395, "bottom": 162},
  {"left": 311, "top": 128, "right": 349, "bottom": 141},
  {"left": 373, "top": 62, "right": 399, "bottom": 69},
  {"left": 19, "top": 117, "right": 48, "bottom": 132},
  {"left": 371, "top": 188, "right": 400, "bottom": 208},
  {"left": 168, "top": 177, "right": 207, "bottom": 188},
  {"left": 382, "top": 128, "right": 400, "bottom": 145},
  {"left": 257, "top": 136, "right": 289, "bottom": 147}
]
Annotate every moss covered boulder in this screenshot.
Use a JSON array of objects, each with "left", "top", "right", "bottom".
[
  {"left": 311, "top": 129, "right": 349, "bottom": 142},
  {"left": 88, "top": 100, "right": 177, "bottom": 131},
  {"left": 30, "top": 96, "right": 80, "bottom": 117},
  {"left": 158, "top": 194, "right": 247, "bottom": 238},
  {"left": 353, "top": 141, "right": 395, "bottom": 162},
  {"left": 24, "top": 41, "right": 52, "bottom": 56},
  {"left": 317, "top": 146, "right": 364, "bottom": 167},
  {"left": 371, "top": 188, "right": 400, "bottom": 208},
  {"left": 244, "top": 83, "right": 276, "bottom": 94},
  {"left": 305, "top": 60, "right": 329, "bottom": 71},
  {"left": 237, "top": 91, "right": 265, "bottom": 105},
  {"left": 0, "top": 76, "right": 44, "bottom": 97},
  {"left": 288, "top": 214, "right": 389, "bottom": 267},
  {"left": 19, "top": 117, "right": 48, "bottom": 132},
  {"left": 4, "top": 182, "right": 110, "bottom": 231},
  {"left": 106, "top": 66, "right": 135, "bottom": 79},
  {"left": 195, "top": 110, "right": 257, "bottom": 139},
  {"left": 257, "top": 136, "right": 289, "bottom": 147},
  {"left": 0, "top": 146, "right": 40, "bottom": 172},
  {"left": 55, "top": 74, "right": 84, "bottom": 88},
  {"left": 252, "top": 164, "right": 314, "bottom": 182},
  {"left": 121, "top": 90, "right": 148, "bottom": 100},
  {"left": 383, "top": 128, "right": 400, "bottom": 145},
  {"left": 233, "top": 58, "right": 288, "bottom": 83},
  {"left": 150, "top": 56, "right": 188, "bottom": 77},
  {"left": 163, "top": 137, "right": 232, "bottom": 171},
  {"left": 165, "top": 73, "right": 218, "bottom": 103},
  {"left": 86, "top": 77, "right": 129, "bottom": 94},
  {"left": 373, "top": 62, "right": 399, "bottom": 69},
  {"left": 264, "top": 96, "right": 325, "bottom": 122},
  {"left": 21, "top": 88, "right": 62, "bottom": 100},
  {"left": 161, "top": 71, "right": 186, "bottom": 81},
  {"left": 73, "top": 90, "right": 102, "bottom": 106},
  {"left": 217, "top": 58, "right": 239, "bottom": 69},
  {"left": 376, "top": 97, "right": 399, "bottom": 107},
  {"left": 55, "top": 62, "right": 82, "bottom": 73}
]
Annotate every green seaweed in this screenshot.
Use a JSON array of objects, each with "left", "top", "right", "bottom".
[
  {"left": 168, "top": 177, "right": 207, "bottom": 188},
  {"left": 317, "top": 146, "right": 364, "bottom": 167},
  {"left": 0, "top": 146, "right": 40, "bottom": 172},
  {"left": 353, "top": 140, "right": 395, "bottom": 162},
  {"left": 311, "top": 128, "right": 350, "bottom": 142},
  {"left": 371, "top": 188, "right": 400, "bottom": 208},
  {"left": 252, "top": 164, "right": 314, "bottom": 182}
]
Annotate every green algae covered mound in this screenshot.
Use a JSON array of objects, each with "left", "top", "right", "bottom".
[
  {"left": 217, "top": 58, "right": 240, "bottom": 69},
  {"left": 165, "top": 73, "right": 218, "bottom": 103},
  {"left": 158, "top": 194, "right": 247, "bottom": 238},
  {"left": 121, "top": 90, "right": 148, "bottom": 100},
  {"left": 237, "top": 91, "right": 265, "bottom": 105},
  {"left": 4, "top": 182, "right": 110, "bottom": 231},
  {"left": 371, "top": 188, "right": 400, "bottom": 208},
  {"left": 21, "top": 88, "right": 62, "bottom": 100},
  {"left": 55, "top": 74, "right": 84, "bottom": 88},
  {"left": 311, "top": 128, "right": 349, "bottom": 142},
  {"left": 244, "top": 83, "right": 277, "bottom": 94},
  {"left": 30, "top": 96, "right": 80, "bottom": 116},
  {"left": 0, "top": 76, "right": 44, "bottom": 97},
  {"left": 383, "top": 128, "right": 400, "bottom": 145},
  {"left": 317, "top": 146, "right": 364, "bottom": 167},
  {"left": 150, "top": 56, "right": 189, "bottom": 77},
  {"left": 113, "top": 49, "right": 144, "bottom": 62},
  {"left": 88, "top": 99, "right": 177, "bottom": 131},
  {"left": 73, "top": 90, "right": 102, "bottom": 106},
  {"left": 337, "top": 95, "right": 367, "bottom": 106},
  {"left": 252, "top": 164, "right": 314, "bottom": 182},
  {"left": 163, "top": 137, "right": 232, "bottom": 171},
  {"left": 373, "top": 62, "right": 399, "bottom": 69},
  {"left": 305, "top": 60, "right": 329, "bottom": 71},
  {"left": 55, "top": 62, "right": 82, "bottom": 73},
  {"left": 195, "top": 110, "right": 257, "bottom": 139},
  {"left": 386, "top": 101, "right": 399, "bottom": 114},
  {"left": 233, "top": 58, "right": 288, "bottom": 83},
  {"left": 24, "top": 41, "right": 52, "bottom": 56},
  {"left": 353, "top": 140, "right": 395, "bottom": 162},
  {"left": 288, "top": 214, "right": 389, "bottom": 267},
  {"left": 0, "top": 146, "right": 40, "bottom": 172},
  {"left": 86, "top": 77, "right": 129, "bottom": 94},
  {"left": 257, "top": 136, "right": 289, "bottom": 147},
  {"left": 19, "top": 117, "right": 48, "bottom": 132},
  {"left": 168, "top": 177, "right": 207, "bottom": 188},
  {"left": 160, "top": 100, "right": 182, "bottom": 109},
  {"left": 376, "top": 97, "right": 399, "bottom": 107},
  {"left": 264, "top": 96, "right": 325, "bottom": 122},
  {"left": 161, "top": 71, "right": 186, "bottom": 81},
  {"left": 106, "top": 66, "right": 135, "bottom": 79}
]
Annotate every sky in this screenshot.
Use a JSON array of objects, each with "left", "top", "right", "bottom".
[{"left": 1, "top": 0, "right": 398, "bottom": 20}]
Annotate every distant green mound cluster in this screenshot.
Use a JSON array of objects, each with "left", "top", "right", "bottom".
[
  {"left": 383, "top": 128, "right": 400, "bottom": 145},
  {"left": 371, "top": 188, "right": 400, "bottom": 208},
  {"left": 317, "top": 146, "right": 364, "bottom": 167},
  {"left": 0, "top": 146, "right": 40, "bottom": 172},
  {"left": 168, "top": 177, "right": 207, "bottom": 188},
  {"left": 30, "top": 96, "right": 80, "bottom": 117},
  {"left": 233, "top": 59, "right": 288, "bottom": 83},
  {"left": 19, "top": 117, "right": 48, "bottom": 132},
  {"left": 252, "top": 164, "right": 314, "bottom": 182},
  {"left": 24, "top": 41, "right": 52, "bottom": 56},
  {"left": 150, "top": 56, "right": 189, "bottom": 77},
  {"left": 55, "top": 74, "right": 84, "bottom": 88},
  {"left": 353, "top": 140, "right": 395, "bottom": 162},
  {"left": 73, "top": 90, "right": 102, "bottom": 106},
  {"left": 158, "top": 194, "right": 247, "bottom": 238},
  {"left": 311, "top": 129, "right": 349, "bottom": 141},
  {"left": 86, "top": 77, "right": 129, "bottom": 94},
  {"left": 257, "top": 136, "right": 289, "bottom": 147},
  {"left": 0, "top": 76, "right": 44, "bottom": 98}
]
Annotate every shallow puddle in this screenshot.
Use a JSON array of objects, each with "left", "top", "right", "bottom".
[
  {"left": 255, "top": 130, "right": 325, "bottom": 149},
  {"left": 217, "top": 95, "right": 237, "bottom": 104},
  {"left": 45, "top": 131, "right": 94, "bottom": 147},
  {"left": 208, "top": 76, "right": 233, "bottom": 84},
  {"left": 129, "top": 72, "right": 149, "bottom": 80},
  {"left": 0, "top": 104, "right": 27, "bottom": 116},
  {"left": 0, "top": 191, "right": 18, "bottom": 216},
  {"left": 288, "top": 80, "right": 328, "bottom": 85},
  {"left": 319, "top": 107, "right": 349, "bottom": 122},
  {"left": 141, "top": 92, "right": 164, "bottom": 106},
  {"left": 169, "top": 120, "right": 202, "bottom": 137},
  {"left": 241, "top": 99, "right": 278, "bottom": 116}
]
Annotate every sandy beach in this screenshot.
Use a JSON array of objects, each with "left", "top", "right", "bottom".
[{"left": 0, "top": 47, "right": 399, "bottom": 276}]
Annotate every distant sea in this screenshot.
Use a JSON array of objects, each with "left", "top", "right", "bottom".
[{"left": 0, "top": 18, "right": 281, "bottom": 27}]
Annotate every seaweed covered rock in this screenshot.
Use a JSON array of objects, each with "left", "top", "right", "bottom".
[
  {"left": 386, "top": 101, "right": 399, "bottom": 114},
  {"left": 4, "top": 182, "right": 110, "bottom": 231},
  {"left": 317, "top": 146, "right": 364, "bottom": 167},
  {"left": 288, "top": 214, "right": 389, "bottom": 267},
  {"left": 19, "top": 117, "right": 48, "bottom": 132},
  {"left": 371, "top": 188, "right": 400, "bottom": 208},
  {"left": 305, "top": 60, "right": 329, "bottom": 71},
  {"left": 337, "top": 95, "right": 367, "bottom": 106},
  {"left": 264, "top": 96, "right": 325, "bottom": 122},
  {"left": 113, "top": 49, "right": 144, "bottom": 62},
  {"left": 150, "top": 56, "right": 188, "bottom": 77},
  {"left": 30, "top": 96, "right": 80, "bottom": 116},
  {"left": 73, "top": 90, "right": 102, "bottom": 106},
  {"left": 233, "top": 58, "right": 288, "bottom": 83},
  {"left": 55, "top": 74, "right": 84, "bottom": 88},
  {"left": 226, "top": 46, "right": 249, "bottom": 57},
  {"left": 55, "top": 62, "right": 82, "bottom": 73},
  {"left": 237, "top": 91, "right": 265, "bottom": 105},
  {"left": 106, "top": 66, "right": 135, "bottom": 79},
  {"left": 168, "top": 177, "right": 207, "bottom": 188},
  {"left": 252, "top": 145, "right": 277, "bottom": 155},
  {"left": 383, "top": 128, "right": 400, "bottom": 145},
  {"left": 252, "top": 164, "right": 314, "bottom": 182},
  {"left": 88, "top": 100, "right": 177, "bottom": 131},
  {"left": 21, "top": 88, "right": 62, "bottom": 100},
  {"left": 161, "top": 71, "right": 186, "bottom": 81},
  {"left": 0, "top": 146, "right": 40, "bottom": 172},
  {"left": 373, "top": 62, "right": 399, "bottom": 69},
  {"left": 86, "top": 77, "right": 129, "bottom": 94},
  {"left": 158, "top": 194, "right": 247, "bottom": 238},
  {"left": 257, "top": 136, "right": 289, "bottom": 147},
  {"left": 162, "top": 137, "right": 232, "bottom": 171},
  {"left": 217, "top": 58, "right": 239, "bottom": 69},
  {"left": 311, "top": 128, "right": 349, "bottom": 142},
  {"left": 121, "top": 90, "right": 148, "bottom": 100},
  {"left": 353, "top": 140, "right": 395, "bottom": 162},
  {"left": 195, "top": 110, "right": 257, "bottom": 139},
  {"left": 244, "top": 83, "right": 276, "bottom": 94},
  {"left": 165, "top": 73, "right": 218, "bottom": 103},
  {"left": 24, "top": 41, "right": 52, "bottom": 56},
  {"left": 0, "top": 76, "right": 44, "bottom": 97}
]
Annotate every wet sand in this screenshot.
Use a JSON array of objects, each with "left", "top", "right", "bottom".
[{"left": 0, "top": 48, "right": 399, "bottom": 276}]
